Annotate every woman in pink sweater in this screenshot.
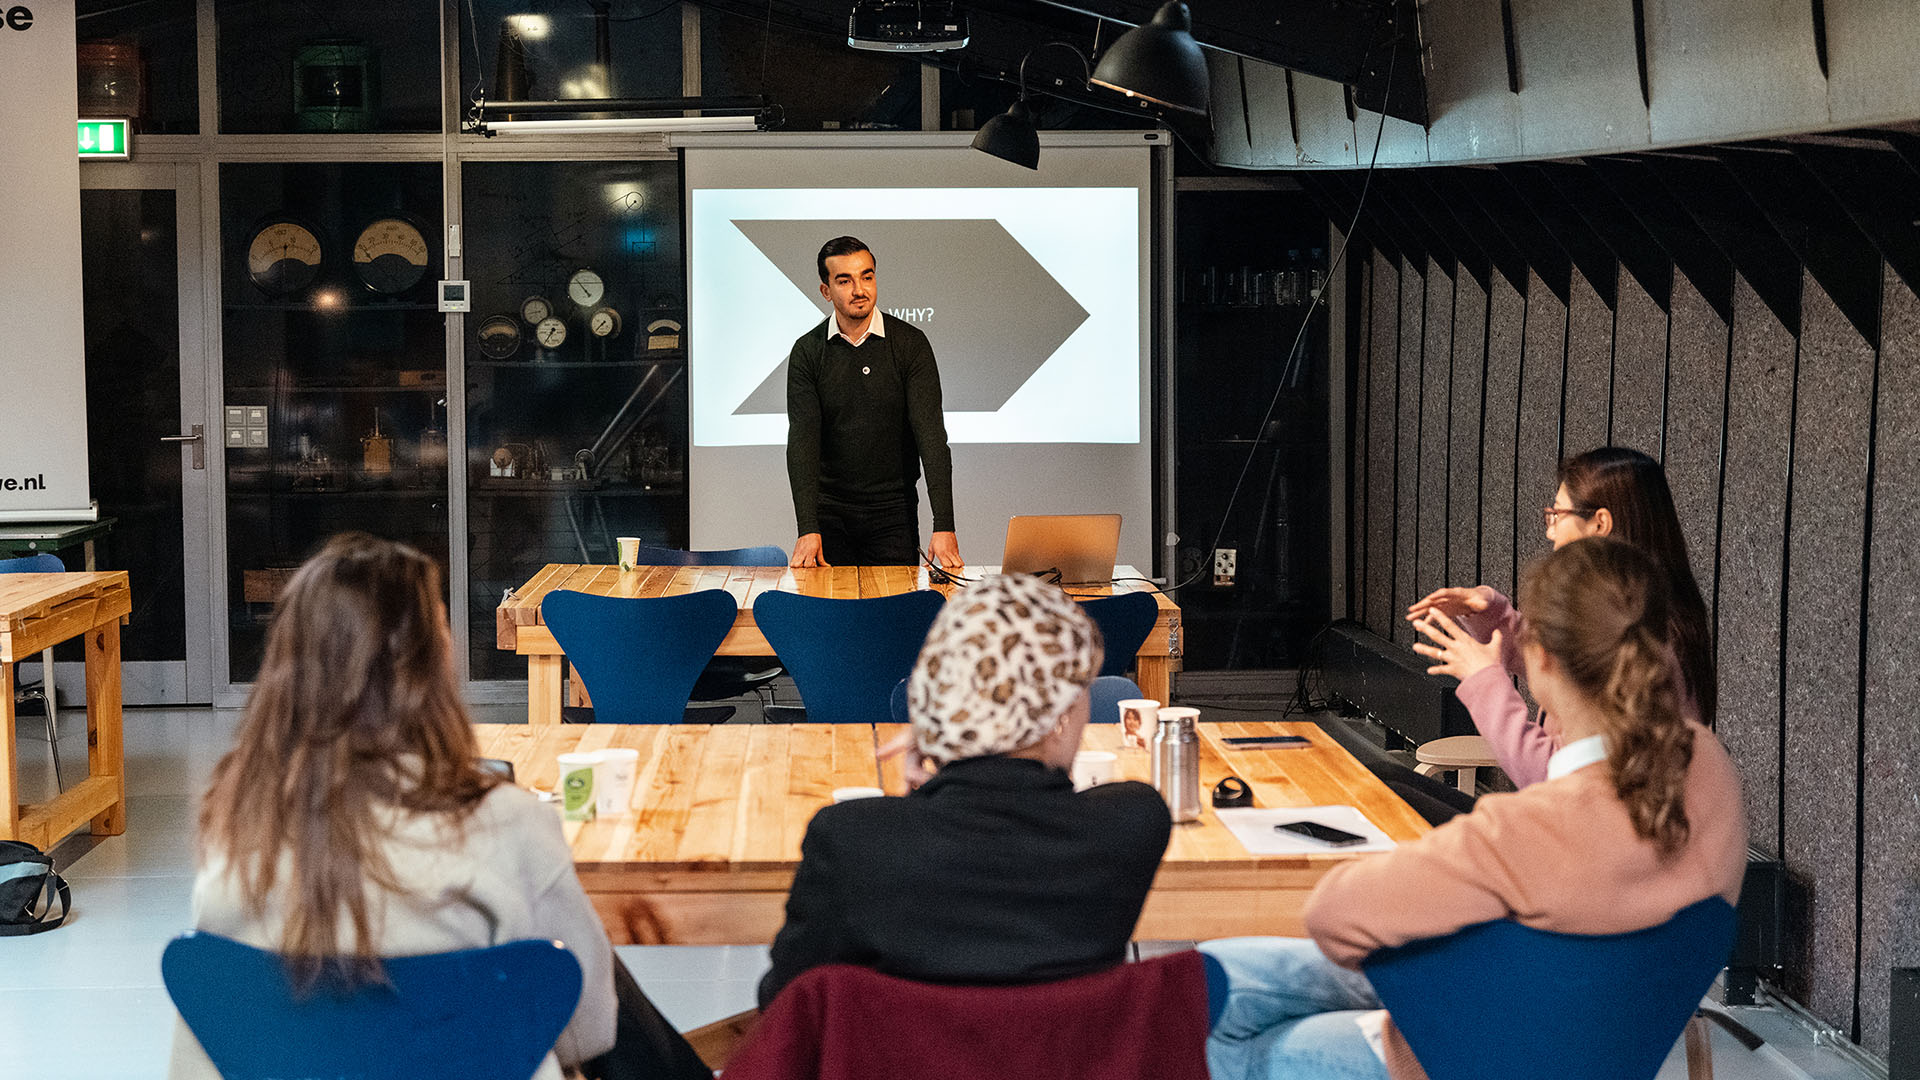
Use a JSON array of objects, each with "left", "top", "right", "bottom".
[
  {"left": 1200, "top": 537, "right": 1747, "bottom": 1080},
  {"left": 1406, "top": 447, "right": 1716, "bottom": 788}
]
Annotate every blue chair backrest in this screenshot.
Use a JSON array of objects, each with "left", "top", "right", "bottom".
[
  {"left": 0, "top": 554, "right": 64, "bottom": 574},
  {"left": 1362, "top": 897, "right": 1737, "bottom": 1080},
  {"left": 1087, "top": 675, "right": 1145, "bottom": 723},
  {"left": 755, "top": 589, "right": 947, "bottom": 724},
  {"left": 633, "top": 544, "right": 788, "bottom": 567},
  {"left": 161, "top": 932, "right": 581, "bottom": 1080},
  {"left": 1079, "top": 592, "right": 1158, "bottom": 677},
  {"left": 542, "top": 589, "right": 738, "bottom": 724}
]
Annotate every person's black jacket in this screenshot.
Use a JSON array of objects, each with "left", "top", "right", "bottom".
[{"left": 757, "top": 755, "right": 1173, "bottom": 1008}]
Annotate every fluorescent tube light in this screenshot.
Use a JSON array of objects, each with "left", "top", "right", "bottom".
[{"left": 480, "top": 115, "right": 760, "bottom": 135}]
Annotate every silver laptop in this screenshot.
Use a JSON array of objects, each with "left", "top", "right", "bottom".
[{"left": 1000, "top": 514, "right": 1122, "bottom": 584}]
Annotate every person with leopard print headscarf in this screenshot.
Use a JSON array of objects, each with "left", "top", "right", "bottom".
[{"left": 756, "top": 574, "right": 1173, "bottom": 1009}]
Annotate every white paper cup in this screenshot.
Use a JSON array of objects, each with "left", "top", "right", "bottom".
[
  {"left": 594, "top": 748, "right": 640, "bottom": 816},
  {"left": 616, "top": 537, "right": 641, "bottom": 572},
  {"left": 832, "top": 786, "right": 885, "bottom": 803},
  {"left": 1072, "top": 750, "right": 1119, "bottom": 791},
  {"left": 1116, "top": 698, "right": 1160, "bottom": 749},
  {"left": 557, "top": 752, "right": 600, "bottom": 821}
]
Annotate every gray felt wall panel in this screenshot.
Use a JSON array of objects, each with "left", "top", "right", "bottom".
[
  {"left": 1663, "top": 274, "right": 1730, "bottom": 629},
  {"left": 1561, "top": 270, "right": 1615, "bottom": 457},
  {"left": 1715, "top": 275, "right": 1795, "bottom": 858},
  {"left": 1418, "top": 261, "right": 1455, "bottom": 602},
  {"left": 1449, "top": 274, "right": 1489, "bottom": 585},
  {"left": 1393, "top": 256, "right": 1426, "bottom": 642},
  {"left": 1861, "top": 267, "right": 1920, "bottom": 1055},
  {"left": 1516, "top": 271, "right": 1568, "bottom": 575},
  {"left": 1365, "top": 252, "right": 1402, "bottom": 637},
  {"left": 1782, "top": 278, "right": 1872, "bottom": 1027},
  {"left": 1350, "top": 259, "right": 1373, "bottom": 620},
  {"left": 1481, "top": 278, "right": 1526, "bottom": 597},
  {"left": 1609, "top": 273, "right": 1668, "bottom": 456}
]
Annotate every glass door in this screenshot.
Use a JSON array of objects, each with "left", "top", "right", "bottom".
[{"left": 76, "top": 164, "right": 215, "bottom": 703}]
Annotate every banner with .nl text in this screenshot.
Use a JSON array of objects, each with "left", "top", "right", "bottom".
[{"left": 0, "top": 0, "right": 96, "bottom": 521}]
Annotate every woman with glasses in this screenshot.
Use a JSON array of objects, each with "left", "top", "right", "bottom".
[{"left": 1405, "top": 447, "right": 1716, "bottom": 790}]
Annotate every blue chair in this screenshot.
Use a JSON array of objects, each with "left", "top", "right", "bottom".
[
  {"left": 629, "top": 545, "right": 789, "bottom": 708},
  {"left": 162, "top": 932, "right": 581, "bottom": 1080},
  {"left": 1, "top": 554, "right": 65, "bottom": 788},
  {"left": 1362, "top": 897, "right": 1737, "bottom": 1080},
  {"left": 633, "top": 543, "right": 788, "bottom": 567},
  {"left": 755, "top": 590, "right": 946, "bottom": 724},
  {"left": 1079, "top": 592, "right": 1159, "bottom": 678},
  {"left": 543, "top": 588, "right": 738, "bottom": 724},
  {"left": 890, "top": 674, "right": 1145, "bottom": 727}
]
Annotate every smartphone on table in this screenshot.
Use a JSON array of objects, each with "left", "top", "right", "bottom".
[
  {"left": 1274, "top": 820, "right": 1367, "bottom": 847},
  {"left": 1222, "top": 735, "right": 1312, "bottom": 749}
]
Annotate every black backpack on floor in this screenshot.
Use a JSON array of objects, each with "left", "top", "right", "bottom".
[{"left": 0, "top": 840, "right": 70, "bottom": 936}]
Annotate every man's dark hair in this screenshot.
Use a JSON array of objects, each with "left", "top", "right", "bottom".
[{"left": 817, "top": 236, "right": 875, "bottom": 283}]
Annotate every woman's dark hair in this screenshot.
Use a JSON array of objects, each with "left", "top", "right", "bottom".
[
  {"left": 816, "top": 235, "right": 874, "bottom": 283},
  {"left": 199, "top": 533, "right": 496, "bottom": 989},
  {"left": 1519, "top": 537, "right": 1694, "bottom": 857},
  {"left": 1558, "top": 447, "right": 1717, "bottom": 728}
]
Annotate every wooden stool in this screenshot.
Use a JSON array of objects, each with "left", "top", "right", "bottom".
[{"left": 1414, "top": 735, "right": 1498, "bottom": 795}]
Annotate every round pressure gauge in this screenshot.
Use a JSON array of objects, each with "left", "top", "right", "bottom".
[
  {"left": 246, "top": 219, "right": 323, "bottom": 297},
  {"left": 567, "top": 267, "right": 605, "bottom": 308},
  {"left": 534, "top": 317, "right": 568, "bottom": 349},
  {"left": 352, "top": 217, "right": 431, "bottom": 295},
  {"left": 589, "top": 307, "right": 623, "bottom": 338},
  {"left": 475, "top": 315, "right": 522, "bottom": 360},
  {"left": 521, "top": 295, "right": 552, "bottom": 325}
]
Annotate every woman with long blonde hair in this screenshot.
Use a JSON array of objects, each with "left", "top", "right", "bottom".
[
  {"left": 1200, "top": 538, "right": 1746, "bottom": 1080},
  {"left": 168, "top": 533, "right": 706, "bottom": 1080}
]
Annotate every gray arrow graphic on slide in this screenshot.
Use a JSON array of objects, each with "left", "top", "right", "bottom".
[{"left": 730, "top": 219, "right": 1090, "bottom": 414}]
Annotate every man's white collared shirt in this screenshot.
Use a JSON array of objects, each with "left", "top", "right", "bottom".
[
  {"left": 827, "top": 311, "right": 886, "bottom": 349},
  {"left": 1546, "top": 734, "right": 1608, "bottom": 781}
]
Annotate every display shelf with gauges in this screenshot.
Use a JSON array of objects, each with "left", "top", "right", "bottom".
[{"left": 218, "top": 161, "right": 451, "bottom": 684}]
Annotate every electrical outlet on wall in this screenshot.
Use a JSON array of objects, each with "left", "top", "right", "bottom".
[{"left": 1214, "top": 548, "right": 1237, "bottom": 587}]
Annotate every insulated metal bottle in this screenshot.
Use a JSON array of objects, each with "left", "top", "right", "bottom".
[{"left": 1151, "top": 708, "right": 1201, "bottom": 823}]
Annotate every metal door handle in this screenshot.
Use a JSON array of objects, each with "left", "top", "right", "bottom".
[{"left": 161, "top": 424, "right": 205, "bottom": 470}]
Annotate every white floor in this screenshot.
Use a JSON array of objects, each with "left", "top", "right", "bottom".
[{"left": 0, "top": 705, "right": 1885, "bottom": 1080}]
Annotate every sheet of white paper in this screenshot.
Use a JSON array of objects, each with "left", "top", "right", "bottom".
[{"left": 1214, "top": 806, "right": 1398, "bottom": 855}]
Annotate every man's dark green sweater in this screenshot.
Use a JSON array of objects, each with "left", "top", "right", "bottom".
[{"left": 785, "top": 314, "right": 955, "bottom": 537}]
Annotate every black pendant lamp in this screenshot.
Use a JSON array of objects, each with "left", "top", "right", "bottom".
[
  {"left": 971, "top": 43, "right": 1090, "bottom": 170},
  {"left": 971, "top": 98, "right": 1041, "bottom": 169},
  {"left": 1089, "top": 1, "right": 1210, "bottom": 117}
]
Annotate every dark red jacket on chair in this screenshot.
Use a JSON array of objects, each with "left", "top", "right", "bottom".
[{"left": 722, "top": 952, "right": 1212, "bottom": 1080}]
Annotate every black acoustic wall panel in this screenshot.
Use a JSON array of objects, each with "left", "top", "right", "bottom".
[
  {"left": 1862, "top": 268, "right": 1920, "bottom": 1052},
  {"left": 1349, "top": 257, "right": 1374, "bottom": 620},
  {"left": 1562, "top": 269, "right": 1615, "bottom": 456},
  {"left": 1782, "top": 278, "right": 1874, "bottom": 1024},
  {"left": 1393, "top": 255, "right": 1426, "bottom": 641},
  {"left": 1517, "top": 270, "right": 1568, "bottom": 571},
  {"left": 1417, "top": 260, "right": 1455, "bottom": 600},
  {"left": 1481, "top": 278, "right": 1526, "bottom": 598},
  {"left": 1663, "top": 273, "right": 1730, "bottom": 627},
  {"left": 1365, "top": 251, "right": 1401, "bottom": 636},
  {"left": 1716, "top": 276, "right": 1796, "bottom": 858},
  {"left": 1449, "top": 273, "right": 1489, "bottom": 586},
  {"left": 1610, "top": 271, "right": 1669, "bottom": 455}
]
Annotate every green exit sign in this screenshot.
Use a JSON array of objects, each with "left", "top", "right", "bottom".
[{"left": 77, "top": 119, "right": 131, "bottom": 160}]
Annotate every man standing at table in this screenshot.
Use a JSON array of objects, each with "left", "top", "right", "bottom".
[{"left": 785, "top": 236, "right": 961, "bottom": 569}]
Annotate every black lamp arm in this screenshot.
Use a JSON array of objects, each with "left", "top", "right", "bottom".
[{"left": 1017, "top": 41, "right": 1094, "bottom": 101}]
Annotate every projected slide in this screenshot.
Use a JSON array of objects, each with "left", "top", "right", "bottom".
[{"left": 689, "top": 186, "right": 1140, "bottom": 446}]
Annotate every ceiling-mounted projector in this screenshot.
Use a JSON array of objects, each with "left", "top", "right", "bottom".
[{"left": 848, "top": 1, "right": 969, "bottom": 52}]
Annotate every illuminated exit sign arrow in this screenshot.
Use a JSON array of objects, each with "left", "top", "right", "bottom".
[{"left": 77, "top": 119, "right": 130, "bottom": 160}]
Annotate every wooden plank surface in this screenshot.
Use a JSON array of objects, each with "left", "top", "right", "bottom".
[{"left": 477, "top": 719, "right": 1428, "bottom": 944}]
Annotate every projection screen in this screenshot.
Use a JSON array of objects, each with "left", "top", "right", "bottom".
[{"left": 684, "top": 136, "right": 1154, "bottom": 570}]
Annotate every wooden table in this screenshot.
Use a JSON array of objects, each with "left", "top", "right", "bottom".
[
  {"left": 496, "top": 564, "right": 1183, "bottom": 725},
  {"left": 0, "top": 572, "right": 130, "bottom": 849},
  {"left": 472, "top": 719, "right": 1429, "bottom": 945}
]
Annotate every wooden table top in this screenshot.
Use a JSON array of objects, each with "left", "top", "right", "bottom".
[
  {"left": 0, "top": 571, "right": 132, "bottom": 661},
  {"left": 471, "top": 719, "right": 1429, "bottom": 873},
  {"left": 496, "top": 563, "right": 1176, "bottom": 652}
]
